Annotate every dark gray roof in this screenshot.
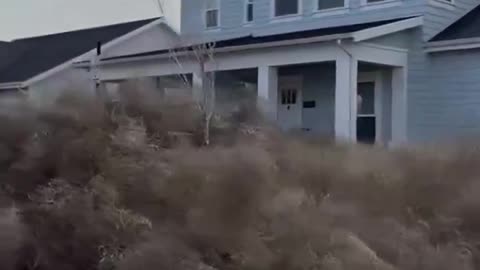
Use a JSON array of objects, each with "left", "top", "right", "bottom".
[
  {"left": 430, "top": 4, "right": 480, "bottom": 42},
  {"left": 0, "top": 42, "right": 11, "bottom": 70},
  {"left": 0, "top": 18, "right": 158, "bottom": 84},
  {"left": 104, "top": 17, "right": 416, "bottom": 61}
]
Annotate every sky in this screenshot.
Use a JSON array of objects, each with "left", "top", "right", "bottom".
[{"left": 0, "top": 0, "right": 161, "bottom": 41}]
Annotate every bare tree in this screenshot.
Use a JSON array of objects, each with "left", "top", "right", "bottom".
[{"left": 155, "top": 1, "right": 217, "bottom": 145}]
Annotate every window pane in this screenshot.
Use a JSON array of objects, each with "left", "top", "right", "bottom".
[
  {"left": 206, "top": 9, "right": 218, "bottom": 28},
  {"left": 247, "top": 3, "right": 254, "bottom": 21},
  {"left": 357, "top": 82, "right": 375, "bottom": 115},
  {"left": 318, "top": 0, "right": 344, "bottom": 9},
  {"left": 275, "top": 0, "right": 298, "bottom": 16},
  {"left": 366, "top": 0, "right": 385, "bottom": 3},
  {"left": 357, "top": 116, "right": 376, "bottom": 144}
]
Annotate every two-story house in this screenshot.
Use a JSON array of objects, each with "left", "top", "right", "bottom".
[{"left": 3, "top": 0, "right": 480, "bottom": 145}]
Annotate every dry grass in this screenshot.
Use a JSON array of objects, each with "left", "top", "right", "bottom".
[{"left": 0, "top": 86, "right": 479, "bottom": 270}]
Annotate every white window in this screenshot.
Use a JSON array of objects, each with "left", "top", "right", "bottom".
[
  {"left": 205, "top": 0, "right": 219, "bottom": 29},
  {"left": 245, "top": 0, "right": 254, "bottom": 23},
  {"left": 317, "top": 0, "right": 345, "bottom": 10},
  {"left": 273, "top": 0, "right": 300, "bottom": 17}
]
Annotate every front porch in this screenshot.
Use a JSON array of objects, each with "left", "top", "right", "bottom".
[
  {"left": 260, "top": 61, "right": 402, "bottom": 146},
  {"left": 96, "top": 38, "right": 408, "bottom": 146}
]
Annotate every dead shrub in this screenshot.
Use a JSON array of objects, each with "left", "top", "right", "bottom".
[{"left": 0, "top": 87, "right": 479, "bottom": 270}]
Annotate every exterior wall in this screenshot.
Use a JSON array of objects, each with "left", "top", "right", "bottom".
[
  {"left": 175, "top": 0, "right": 425, "bottom": 39},
  {"left": 412, "top": 49, "right": 480, "bottom": 141},
  {"left": 27, "top": 67, "right": 94, "bottom": 107}
]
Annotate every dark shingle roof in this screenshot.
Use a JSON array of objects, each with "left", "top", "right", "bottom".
[
  {"left": 103, "top": 17, "right": 415, "bottom": 61},
  {"left": 430, "top": 4, "right": 480, "bottom": 42},
  {"left": 0, "top": 18, "right": 158, "bottom": 83},
  {"left": 0, "top": 42, "right": 11, "bottom": 70}
]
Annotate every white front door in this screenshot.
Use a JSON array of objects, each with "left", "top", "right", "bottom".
[{"left": 278, "top": 75, "right": 303, "bottom": 130}]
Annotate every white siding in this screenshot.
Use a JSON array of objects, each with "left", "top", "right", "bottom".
[
  {"left": 27, "top": 67, "right": 94, "bottom": 107},
  {"left": 102, "top": 24, "right": 180, "bottom": 58}
]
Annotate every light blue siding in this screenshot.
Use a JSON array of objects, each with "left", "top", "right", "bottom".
[
  {"left": 176, "top": 0, "right": 478, "bottom": 42},
  {"left": 411, "top": 49, "right": 480, "bottom": 141}
]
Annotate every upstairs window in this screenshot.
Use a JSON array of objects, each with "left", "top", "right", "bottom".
[
  {"left": 205, "top": 0, "right": 219, "bottom": 29},
  {"left": 317, "top": 0, "right": 345, "bottom": 10},
  {"left": 274, "top": 0, "right": 300, "bottom": 17},
  {"left": 245, "top": 0, "right": 254, "bottom": 22}
]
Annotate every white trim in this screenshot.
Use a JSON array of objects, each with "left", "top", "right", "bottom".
[
  {"left": 335, "top": 51, "right": 357, "bottom": 141},
  {"left": 204, "top": 0, "right": 221, "bottom": 30},
  {"left": 98, "top": 33, "right": 353, "bottom": 66},
  {"left": 271, "top": 0, "right": 302, "bottom": 19},
  {"left": 353, "top": 16, "right": 423, "bottom": 42},
  {"left": 244, "top": 0, "right": 255, "bottom": 24},
  {"left": 429, "top": 0, "right": 455, "bottom": 10},
  {"left": 426, "top": 38, "right": 480, "bottom": 52},
  {"left": 351, "top": 43, "right": 408, "bottom": 67},
  {"left": 391, "top": 66, "right": 408, "bottom": 145},
  {"left": 258, "top": 66, "right": 279, "bottom": 121},
  {"left": 358, "top": 72, "right": 383, "bottom": 144},
  {"left": 0, "top": 82, "right": 23, "bottom": 90},
  {"left": 22, "top": 18, "right": 165, "bottom": 87},
  {"left": 360, "top": 0, "right": 402, "bottom": 10},
  {"left": 360, "top": 42, "right": 408, "bottom": 53},
  {"left": 315, "top": 0, "right": 349, "bottom": 13},
  {"left": 426, "top": 43, "right": 480, "bottom": 52},
  {"left": 428, "top": 37, "right": 480, "bottom": 47}
]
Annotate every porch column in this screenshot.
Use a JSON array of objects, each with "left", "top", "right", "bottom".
[
  {"left": 391, "top": 66, "right": 407, "bottom": 145},
  {"left": 257, "top": 66, "right": 278, "bottom": 122},
  {"left": 192, "top": 72, "right": 203, "bottom": 103},
  {"left": 335, "top": 53, "right": 358, "bottom": 142}
]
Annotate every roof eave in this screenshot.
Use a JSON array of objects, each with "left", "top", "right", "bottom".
[
  {"left": 426, "top": 37, "right": 480, "bottom": 53},
  {"left": 0, "top": 82, "right": 24, "bottom": 90}
]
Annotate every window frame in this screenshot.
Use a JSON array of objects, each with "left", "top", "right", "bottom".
[
  {"left": 360, "top": 0, "right": 402, "bottom": 10},
  {"left": 204, "top": 0, "right": 220, "bottom": 29},
  {"left": 357, "top": 72, "right": 383, "bottom": 144},
  {"left": 316, "top": 0, "right": 349, "bottom": 12},
  {"left": 245, "top": 0, "right": 255, "bottom": 24},
  {"left": 271, "top": 0, "right": 302, "bottom": 19}
]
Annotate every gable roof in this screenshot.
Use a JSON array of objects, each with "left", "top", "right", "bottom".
[
  {"left": 103, "top": 17, "right": 416, "bottom": 61},
  {"left": 0, "top": 18, "right": 158, "bottom": 84},
  {"left": 430, "top": 4, "right": 480, "bottom": 42}
]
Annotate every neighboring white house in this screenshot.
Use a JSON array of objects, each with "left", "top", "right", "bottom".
[
  {"left": 0, "top": 18, "right": 158, "bottom": 105},
  {"left": 3, "top": 0, "right": 480, "bottom": 146}
]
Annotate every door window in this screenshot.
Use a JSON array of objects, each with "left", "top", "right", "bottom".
[
  {"left": 281, "top": 88, "right": 298, "bottom": 105},
  {"left": 357, "top": 82, "right": 376, "bottom": 144}
]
